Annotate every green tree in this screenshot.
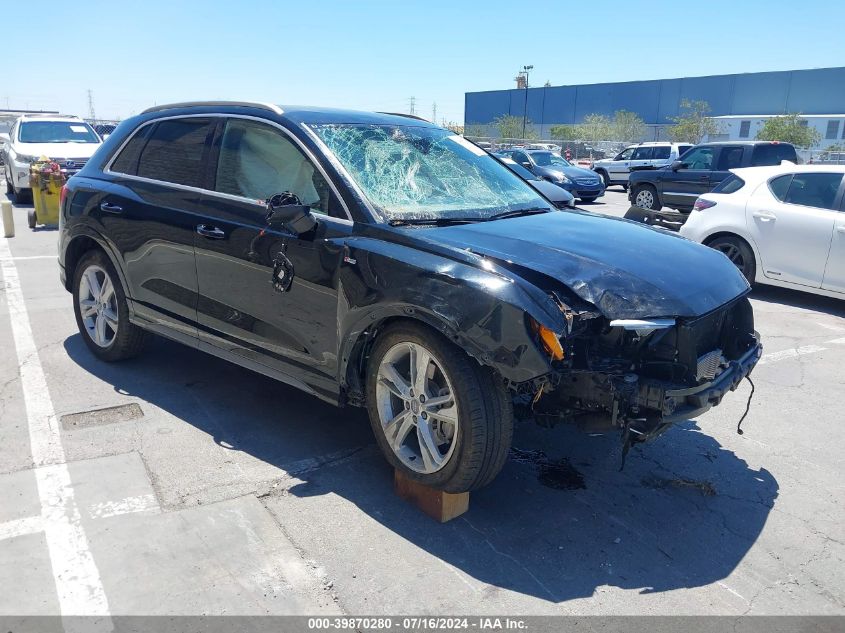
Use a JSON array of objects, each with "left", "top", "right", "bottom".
[
  {"left": 549, "top": 124, "right": 579, "bottom": 141},
  {"left": 612, "top": 110, "right": 646, "bottom": 143},
  {"left": 668, "top": 99, "right": 721, "bottom": 143},
  {"left": 576, "top": 114, "right": 612, "bottom": 147},
  {"left": 494, "top": 114, "right": 538, "bottom": 140},
  {"left": 756, "top": 114, "right": 821, "bottom": 148}
]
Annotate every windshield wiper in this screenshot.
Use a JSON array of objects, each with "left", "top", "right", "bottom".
[
  {"left": 488, "top": 207, "right": 550, "bottom": 221},
  {"left": 388, "top": 217, "right": 483, "bottom": 227}
]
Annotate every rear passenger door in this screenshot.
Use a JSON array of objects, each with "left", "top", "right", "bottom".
[
  {"left": 100, "top": 116, "right": 216, "bottom": 341},
  {"left": 193, "top": 117, "right": 352, "bottom": 399},
  {"left": 748, "top": 172, "right": 841, "bottom": 288}
]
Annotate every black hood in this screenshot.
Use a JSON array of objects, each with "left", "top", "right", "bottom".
[{"left": 416, "top": 210, "right": 749, "bottom": 320}]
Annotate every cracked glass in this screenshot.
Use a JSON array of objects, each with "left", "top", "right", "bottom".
[{"left": 310, "top": 124, "right": 548, "bottom": 221}]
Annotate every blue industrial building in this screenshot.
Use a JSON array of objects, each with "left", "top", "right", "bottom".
[{"left": 464, "top": 67, "right": 845, "bottom": 140}]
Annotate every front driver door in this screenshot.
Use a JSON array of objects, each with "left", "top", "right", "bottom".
[
  {"left": 661, "top": 145, "right": 714, "bottom": 209},
  {"left": 194, "top": 117, "right": 352, "bottom": 400},
  {"left": 609, "top": 146, "right": 634, "bottom": 182}
]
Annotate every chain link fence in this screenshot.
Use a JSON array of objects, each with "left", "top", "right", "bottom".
[{"left": 464, "top": 136, "right": 626, "bottom": 164}]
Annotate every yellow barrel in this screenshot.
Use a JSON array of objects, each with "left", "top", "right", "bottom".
[{"left": 28, "top": 159, "right": 63, "bottom": 228}]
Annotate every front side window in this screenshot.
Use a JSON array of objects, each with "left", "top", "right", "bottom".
[
  {"left": 214, "top": 119, "right": 340, "bottom": 216},
  {"left": 616, "top": 147, "right": 635, "bottom": 160},
  {"left": 136, "top": 118, "right": 215, "bottom": 187},
  {"left": 783, "top": 173, "right": 842, "bottom": 210},
  {"left": 681, "top": 147, "right": 714, "bottom": 170},
  {"left": 19, "top": 120, "right": 100, "bottom": 144},
  {"left": 631, "top": 147, "right": 653, "bottom": 160},
  {"left": 310, "top": 124, "right": 548, "bottom": 221}
]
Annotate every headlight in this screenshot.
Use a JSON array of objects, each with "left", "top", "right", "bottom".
[
  {"left": 551, "top": 172, "right": 570, "bottom": 184},
  {"left": 13, "top": 153, "right": 37, "bottom": 164}
]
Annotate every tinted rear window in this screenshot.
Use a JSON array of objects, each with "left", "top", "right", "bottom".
[
  {"left": 109, "top": 125, "right": 153, "bottom": 176},
  {"left": 136, "top": 118, "right": 215, "bottom": 187},
  {"left": 712, "top": 174, "right": 745, "bottom": 194},
  {"left": 752, "top": 143, "right": 797, "bottom": 166}
]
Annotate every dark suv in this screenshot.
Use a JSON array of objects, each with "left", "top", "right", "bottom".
[
  {"left": 59, "top": 102, "right": 761, "bottom": 492},
  {"left": 628, "top": 141, "right": 798, "bottom": 213}
]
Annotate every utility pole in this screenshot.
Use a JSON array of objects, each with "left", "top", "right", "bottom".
[
  {"left": 520, "top": 65, "right": 533, "bottom": 139},
  {"left": 432, "top": 102, "right": 437, "bottom": 124},
  {"left": 87, "top": 89, "right": 96, "bottom": 121},
  {"left": 409, "top": 96, "right": 416, "bottom": 116}
]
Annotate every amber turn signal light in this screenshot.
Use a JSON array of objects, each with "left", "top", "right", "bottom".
[{"left": 530, "top": 318, "right": 564, "bottom": 361}]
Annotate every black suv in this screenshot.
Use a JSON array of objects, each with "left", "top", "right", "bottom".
[
  {"left": 59, "top": 102, "right": 761, "bottom": 492},
  {"left": 628, "top": 141, "right": 798, "bottom": 212}
]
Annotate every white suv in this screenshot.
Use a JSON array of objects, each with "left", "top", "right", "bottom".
[
  {"left": 593, "top": 142, "right": 692, "bottom": 190},
  {"left": 1, "top": 114, "right": 102, "bottom": 202}
]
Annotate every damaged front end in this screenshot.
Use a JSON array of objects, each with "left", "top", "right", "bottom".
[{"left": 528, "top": 292, "right": 762, "bottom": 460}]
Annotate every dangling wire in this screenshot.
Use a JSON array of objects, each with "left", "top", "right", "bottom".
[{"left": 736, "top": 376, "right": 755, "bottom": 435}]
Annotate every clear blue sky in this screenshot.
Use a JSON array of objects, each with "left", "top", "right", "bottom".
[{"left": 4, "top": 0, "right": 843, "bottom": 123}]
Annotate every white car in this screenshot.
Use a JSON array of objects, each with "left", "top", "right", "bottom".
[
  {"left": 1, "top": 114, "right": 102, "bottom": 202},
  {"left": 680, "top": 164, "right": 844, "bottom": 298},
  {"left": 593, "top": 142, "right": 693, "bottom": 190}
]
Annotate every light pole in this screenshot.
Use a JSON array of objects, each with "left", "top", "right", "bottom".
[{"left": 521, "top": 65, "right": 533, "bottom": 139}]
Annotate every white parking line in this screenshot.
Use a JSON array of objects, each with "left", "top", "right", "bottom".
[
  {"left": 0, "top": 255, "right": 56, "bottom": 261},
  {"left": 0, "top": 515, "right": 45, "bottom": 540},
  {"left": 87, "top": 494, "right": 159, "bottom": 520},
  {"left": 757, "top": 344, "right": 828, "bottom": 366},
  {"left": 0, "top": 238, "right": 112, "bottom": 623}
]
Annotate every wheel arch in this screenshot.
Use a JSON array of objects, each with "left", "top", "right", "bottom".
[
  {"left": 702, "top": 230, "right": 762, "bottom": 283},
  {"left": 63, "top": 230, "right": 133, "bottom": 301}
]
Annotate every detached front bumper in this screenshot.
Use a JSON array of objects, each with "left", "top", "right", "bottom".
[{"left": 657, "top": 332, "right": 762, "bottom": 424}]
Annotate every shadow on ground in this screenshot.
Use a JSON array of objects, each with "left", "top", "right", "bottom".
[
  {"left": 65, "top": 332, "right": 778, "bottom": 604},
  {"left": 751, "top": 284, "right": 845, "bottom": 318}
]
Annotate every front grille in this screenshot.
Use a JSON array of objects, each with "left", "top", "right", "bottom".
[
  {"left": 574, "top": 177, "right": 600, "bottom": 186},
  {"left": 53, "top": 158, "right": 87, "bottom": 169}
]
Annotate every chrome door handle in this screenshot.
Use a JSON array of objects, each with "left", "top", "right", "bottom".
[
  {"left": 753, "top": 211, "right": 777, "bottom": 222},
  {"left": 196, "top": 224, "right": 225, "bottom": 239},
  {"left": 99, "top": 201, "right": 123, "bottom": 214}
]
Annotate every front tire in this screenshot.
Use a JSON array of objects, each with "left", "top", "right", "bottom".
[
  {"left": 596, "top": 170, "right": 609, "bottom": 187},
  {"left": 633, "top": 184, "right": 661, "bottom": 210},
  {"left": 73, "top": 250, "right": 147, "bottom": 361},
  {"left": 366, "top": 322, "right": 513, "bottom": 493},
  {"left": 580, "top": 196, "right": 598, "bottom": 203},
  {"left": 707, "top": 236, "right": 756, "bottom": 284}
]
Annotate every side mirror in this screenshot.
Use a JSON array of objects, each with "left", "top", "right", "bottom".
[
  {"left": 0, "top": 132, "right": 9, "bottom": 143},
  {"left": 520, "top": 161, "right": 531, "bottom": 168},
  {"left": 266, "top": 204, "right": 317, "bottom": 234},
  {"left": 671, "top": 160, "right": 685, "bottom": 171}
]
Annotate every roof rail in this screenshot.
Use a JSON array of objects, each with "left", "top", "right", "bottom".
[
  {"left": 377, "top": 112, "right": 431, "bottom": 123},
  {"left": 141, "top": 101, "right": 283, "bottom": 115}
]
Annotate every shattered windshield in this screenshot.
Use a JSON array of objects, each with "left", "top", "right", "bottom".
[
  {"left": 530, "top": 152, "right": 571, "bottom": 167},
  {"left": 309, "top": 124, "right": 549, "bottom": 221}
]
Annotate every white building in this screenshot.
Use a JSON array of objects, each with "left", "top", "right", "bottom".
[{"left": 705, "top": 114, "right": 845, "bottom": 150}]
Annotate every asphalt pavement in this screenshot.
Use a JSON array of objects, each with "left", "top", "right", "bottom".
[{"left": 1, "top": 185, "right": 843, "bottom": 620}]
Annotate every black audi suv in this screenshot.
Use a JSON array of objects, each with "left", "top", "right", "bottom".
[{"left": 58, "top": 102, "right": 762, "bottom": 492}]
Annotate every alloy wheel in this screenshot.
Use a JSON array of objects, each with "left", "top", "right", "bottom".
[
  {"left": 635, "top": 188, "right": 655, "bottom": 209},
  {"left": 375, "top": 342, "right": 459, "bottom": 474},
  {"left": 78, "top": 264, "right": 119, "bottom": 348},
  {"left": 715, "top": 243, "right": 747, "bottom": 274}
]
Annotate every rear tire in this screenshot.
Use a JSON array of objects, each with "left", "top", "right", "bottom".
[
  {"left": 633, "top": 184, "right": 661, "bottom": 210},
  {"left": 72, "top": 250, "right": 147, "bottom": 361},
  {"left": 366, "top": 322, "right": 513, "bottom": 493},
  {"left": 707, "top": 236, "right": 756, "bottom": 284}
]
